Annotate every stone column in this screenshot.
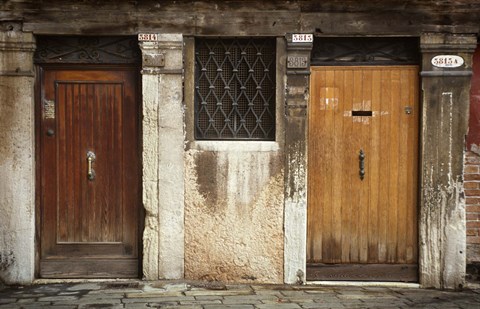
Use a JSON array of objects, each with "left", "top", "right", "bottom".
[
  {"left": 419, "top": 33, "right": 477, "bottom": 289},
  {"left": 0, "top": 22, "right": 35, "bottom": 284},
  {"left": 139, "top": 34, "right": 184, "bottom": 280},
  {"left": 283, "top": 34, "right": 313, "bottom": 284}
]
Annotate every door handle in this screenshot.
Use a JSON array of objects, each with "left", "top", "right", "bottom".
[
  {"left": 359, "top": 149, "right": 365, "bottom": 181},
  {"left": 87, "top": 151, "right": 96, "bottom": 181}
]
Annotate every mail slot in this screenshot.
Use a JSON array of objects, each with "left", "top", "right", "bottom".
[{"left": 352, "top": 110, "right": 373, "bottom": 117}]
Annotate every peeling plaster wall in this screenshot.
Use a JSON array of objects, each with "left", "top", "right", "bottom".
[
  {"left": 185, "top": 144, "right": 284, "bottom": 283},
  {"left": 0, "top": 25, "right": 35, "bottom": 284},
  {"left": 419, "top": 33, "right": 476, "bottom": 289}
]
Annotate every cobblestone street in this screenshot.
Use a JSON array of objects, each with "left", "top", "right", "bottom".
[{"left": 0, "top": 281, "right": 479, "bottom": 309}]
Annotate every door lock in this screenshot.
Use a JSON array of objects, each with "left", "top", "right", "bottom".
[{"left": 405, "top": 106, "right": 413, "bottom": 115}]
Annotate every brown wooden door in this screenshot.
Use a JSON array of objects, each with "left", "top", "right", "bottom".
[
  {"left": 307, "top": 66, "right": 419, "bottom": 281},
  {"left": 38, "top": 67, "right": 140, "bottom": 278}
]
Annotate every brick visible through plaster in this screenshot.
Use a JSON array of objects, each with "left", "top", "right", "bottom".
[{"left": 464, "top": 151, "right": 480, "bottom": 262}]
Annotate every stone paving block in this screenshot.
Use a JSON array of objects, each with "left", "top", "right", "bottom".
[
  {"left": 301, "top": 303, "right": 345, "bottom": 309},
  {"left": 222, "top": 294, "right": 279, "bottom": 303},
  {"left": 122, "top": 296, "right": 194, "bottom": 303},
  {"left": 303, "top": 289, "right": 338, "bottom": 294},
  {"left": 15, "top": 298, "right": 38, "bottom": 303},
  {"left": 126, "top": 291, "right": 184, "bottom": 298},
  {"left": 83, "top": 293, "right": 125, "bottom": 299},
  {"left": 146, "top": 301, "right": 179, "bottom": 307},
  {"left": 75, "top": 297, "right": 122, "bottom": 304},
  {"left": 255, "top": 303, "right": 302, "bottom": 309},
  {"left": 124, "top": 304, "right": 148, "bottom": 309},
  {"left": 184, "top": 289, "right": 253, "bottom": 297},
  {"left": 179, "top": 299, "right": 223, "bottom": 305},
  {"left": 66, "top": 283, "right": 102, "bottom": 291},
  {"left": 89, "top": 289, "right": 142, "bottom": 294},
  {"left": 193, "top": 295, "right": 224, "bottom": 300},
  {"left": 0, "top": 305, "right": 20, "bottom": 309},
  {"left": 203, "top": 305, "right": 254, "bottom": 309},
  {"left": 279, "top": 297, "right": 315, "bottom": 303},
  {"left": 0, "top": 299, "right": 15, "bottom": 305},
  {"left": 150, "top": 305, "right": 202, "bottom": 309},
  {"left": 150, "top": 282, "right": 189, "bottom": 291},
  {"left": 38, "top": 295, "right": 79, "bottom": 302},
  {"left": 11, "top": 293, "right": 44, "bottom": 298},
  {"left": 59, "top": 291, "right": 83, "bottom": 296},
  {"left": 78, "top": 304, "right": 123, "bottom": 309},
  {"left": 11, "top": 304, "right": 54, "bottom": 308}
]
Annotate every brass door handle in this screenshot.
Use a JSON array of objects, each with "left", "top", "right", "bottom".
[{"left": 87, "top": 151, "right": 96, "bottom": 181}]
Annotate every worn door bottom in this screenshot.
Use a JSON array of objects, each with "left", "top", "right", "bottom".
[{"left": 307, "top": 264, "right": 418, "bottom": 282}]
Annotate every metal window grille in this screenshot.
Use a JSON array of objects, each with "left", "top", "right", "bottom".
[{"left": 195, "top": 38, "right": 276, "bottom": 140}]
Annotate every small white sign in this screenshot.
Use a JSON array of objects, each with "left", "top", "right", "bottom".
[
  {"left": 138, "top": 33, "right": 159, "bottom": 41},
  {"left": 292, "top": 34, "right": 313, "bottom": 43},
  {"left": 431, "top": 55, "right": 464, "bottom": 68}
]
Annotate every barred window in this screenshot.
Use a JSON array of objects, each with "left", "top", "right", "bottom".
[{"left": 195, "top": 38, "right": 276, "bottom": 140}]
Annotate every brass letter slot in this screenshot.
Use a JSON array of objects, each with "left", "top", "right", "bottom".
[{"left": 352, "top": 111, "right": 372, "bottom": 117}]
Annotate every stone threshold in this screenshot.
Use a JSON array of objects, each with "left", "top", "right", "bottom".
[{"left": 306, "top": 281, "right": 420, "bottom": 288}]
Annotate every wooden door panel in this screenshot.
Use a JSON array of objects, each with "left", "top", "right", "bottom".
[
  {"left": 39, "top": 67, "right": 140, "bottom": 278},
  {"left": 307, "top": 66, "right": 419, "bottom": 281}
]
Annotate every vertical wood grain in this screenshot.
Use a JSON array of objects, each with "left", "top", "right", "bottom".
[
  {"left": 307, "top": 66, "right": 419, "bottom": 270},
  {"left": 40, "top": 67, "right": 139, "bottom": 278}
]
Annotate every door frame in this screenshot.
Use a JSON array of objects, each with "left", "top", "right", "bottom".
[
  {"left": 284, "top": 33, "right": 474, "bottom": 289},
  {"left": 305, "top": 65, "right": 420, "bottom": 282},
  {"left": 34, "top": 38, "right": 144, "bottom": 278}
]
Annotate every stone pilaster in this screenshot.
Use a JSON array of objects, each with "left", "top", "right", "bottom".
[
  {"left": 0, "top": 22, "right": 35, "bottom": 284},
  {"left": 283, "top": 34, "right": 313, "bottom": 284},
  {"left": 419, "top": 33, "right": 477, "bottom": 289},
  {"left": 139, "top": 34, "right": 184, "bottom": 280}
]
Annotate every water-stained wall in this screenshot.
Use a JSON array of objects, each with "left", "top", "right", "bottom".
[
  {"left": 185, "top": 144, "right": 284, "bottom": 283},
  {"left": 183, "top": 38, "right": 286, "bottom": 283}
]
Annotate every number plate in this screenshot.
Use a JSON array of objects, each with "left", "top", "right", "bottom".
[{"left": 287, "top": 56, "right": 308, "bottom": 69}]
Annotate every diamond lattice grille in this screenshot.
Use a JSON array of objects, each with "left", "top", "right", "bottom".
[{"left": 195, "top": 38, "right": 276, "bottom": 140}]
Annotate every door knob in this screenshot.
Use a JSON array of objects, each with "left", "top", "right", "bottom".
[
  {"left": 87, "top": 151, "right": 96, "bottom": 181},
  {"left": 46, "top": 129, "right": 55, "bottom": 136}
]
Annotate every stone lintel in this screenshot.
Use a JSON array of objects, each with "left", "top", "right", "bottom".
[{"left": 420, "top": 33, "right": 477, "bottom": 52}]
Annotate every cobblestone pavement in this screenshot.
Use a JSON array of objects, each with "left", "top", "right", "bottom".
[{"left": 0, "top": 281, "right": 479, "bottom": 309}]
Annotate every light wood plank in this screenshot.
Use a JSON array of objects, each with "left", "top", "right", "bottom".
[
  {"left": 307, "top": 66, "right": 419, "bottom": 279},
  {"left": 331, "top": 69, "right": 344, "bottom": 263},
  {"left": 341, "top": 69, "right": 354, "bottom": 263},
  {"left": 368, "top": 69, "right": 381, "bottom": 263}
]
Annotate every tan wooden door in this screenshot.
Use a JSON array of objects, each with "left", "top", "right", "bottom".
[
  {"left": 307, "top": 66, "right": 419, "bottom": 281},
  {"left": 38, "top": 66, "right": 140, "bottom": 278}
]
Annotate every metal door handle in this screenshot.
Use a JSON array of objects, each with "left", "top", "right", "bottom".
[
  {"left": 359, "top": 149, "right": 365, "bottom": 181},
  {"left": 87, "top": 151, "right": 96, "bottom": 181}
]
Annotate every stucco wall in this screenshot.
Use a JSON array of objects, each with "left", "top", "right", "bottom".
[
  {"left": 0, "top": 25, "right": 35, "bottom": 284},
  {"left": 184, "top": 143, "right": 284, "bottom": 283}
]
